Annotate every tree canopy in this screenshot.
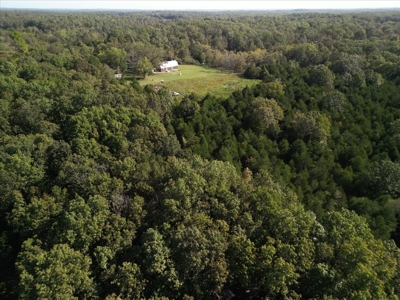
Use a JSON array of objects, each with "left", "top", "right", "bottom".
[{"left": 1, "top": 8, "right": 400, "bottom": 300}]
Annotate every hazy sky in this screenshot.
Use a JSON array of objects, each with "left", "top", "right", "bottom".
[{"left": 2, "top": 1, "right": 400, "bottom": 11}]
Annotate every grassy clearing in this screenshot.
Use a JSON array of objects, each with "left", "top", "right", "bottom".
[{"left": 137, "top": 65, "right": 261, "bottom": 98}]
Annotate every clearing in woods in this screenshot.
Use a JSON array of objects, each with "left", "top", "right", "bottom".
[{"left": 137, "top": 65, "right": 261, "bottom": 98}]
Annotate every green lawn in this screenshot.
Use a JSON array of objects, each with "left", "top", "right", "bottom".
[{"left": 137, "top": 65, "right": 261, "bottom": 98}]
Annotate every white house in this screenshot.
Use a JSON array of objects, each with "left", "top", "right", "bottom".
[
  {"left": 114, "top": 73, "right": 122, "bottom": 79},
  {"left": 160, "top": 60, "right": 178, "bottom": 72}
]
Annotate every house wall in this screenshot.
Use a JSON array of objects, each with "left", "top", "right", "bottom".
[{"left": 160, "top": 61, "right": 178, "bottom": 72}]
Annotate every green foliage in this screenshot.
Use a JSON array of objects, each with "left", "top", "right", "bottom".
[
  {"left": 59, "top": 195, "right": 109, "bottom": 252},
  {"left": 110, "top": 262, "right": 146, "bottom": 300},
  {"left": 316, "top": 210, "right": 399, "bottom": 299},
  {"left": 348, "top": 196, "right": 397, "bottom": 240},
  {"left": 243, "top": 65, "right": 262, "bottom": 79},
  {"left": 286, "top": 43, "right": 324, "bottom": 67},
  {"left": 292, "top": 111, "right": 331, "bottom": 145},
  {"left": 98, "top": 47, "right": 127, "bottom": 73},
  {"left": 249, "top": 97, "right": 284, "bottom": 134},
  {"left": 367, "top": 160, "right": 400, "bottom": 198},
  {"left": 309, "top": 64, "right": 335, "bottom": 88},
  {"left": 135, "top": 57, "right": 153, "bottom": 79},
  {"left": 17, "top": 239, "right": 95, "bottom": 299},
  {"left": 9, "top": 31, "right": 28, "bottom": 53},
  {"left": 7, "top": 191, "right": 62, "bottom": 240},
  {"left": 0, "top": 9, "right": 400, "bottom": 300},
  {"left": 140, "top": 228, "right": 181, "bottom": 298}
]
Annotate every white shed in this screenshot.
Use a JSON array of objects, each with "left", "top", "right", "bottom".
[{"left": 160, "top": 60, "right": 178, "bottom": 72}]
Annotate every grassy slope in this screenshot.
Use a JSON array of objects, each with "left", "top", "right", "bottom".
[{"left": 137, "top": 65, "right": 261, "bottom": 98}]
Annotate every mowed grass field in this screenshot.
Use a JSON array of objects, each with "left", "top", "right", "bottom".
[{"left": 138, "top": 65, "right": 261, "bottom": 98}]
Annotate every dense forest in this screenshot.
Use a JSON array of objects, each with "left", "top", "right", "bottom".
[{"left": 1, "top": 9, "right": 400, "bottom": 299}]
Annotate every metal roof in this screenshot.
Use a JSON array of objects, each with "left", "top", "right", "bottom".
[{"left": 160, "top": 60, "right": 178, "bottom": 68}]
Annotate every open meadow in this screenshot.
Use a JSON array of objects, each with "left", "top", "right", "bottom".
[{"left": 137, "top": 65, "right": 261, "bottom": 98}]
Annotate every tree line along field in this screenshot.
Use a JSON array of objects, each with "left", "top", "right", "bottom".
[
  {"left": 136, "top": 65, "right": 261, "bottom": 98},
  {"left": 1, "top": 9, "right": 400, "bottom": 300}
]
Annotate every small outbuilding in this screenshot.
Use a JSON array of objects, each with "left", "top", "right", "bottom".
[
  {"left": 114, "top": 73, "right": 122, "bottom": 79},
  {"left": 160, "top": 60, "right": 178, "bottom": 72}
]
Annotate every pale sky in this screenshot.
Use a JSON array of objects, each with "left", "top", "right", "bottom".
[{"left": 1, "top": 1, "right": 400, "bottom": 11}]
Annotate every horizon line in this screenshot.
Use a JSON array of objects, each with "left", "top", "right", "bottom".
[{"left": 2, "top": 7, "right": 400, "bottom": 11}]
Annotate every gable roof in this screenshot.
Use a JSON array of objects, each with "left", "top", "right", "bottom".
[{"left": 160, "top": 60, "right": 178, "bottom": 68}]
